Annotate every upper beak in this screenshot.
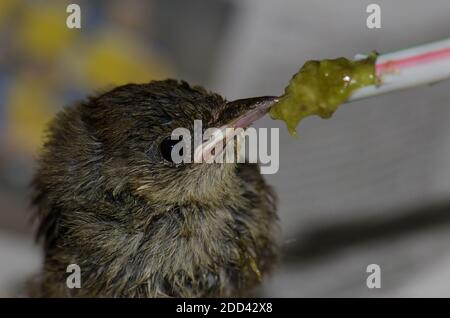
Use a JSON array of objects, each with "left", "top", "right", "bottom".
[
  {"left": 194, "top": 96, "right": 278, "bottom": 163},
  {"left": 223, "top": 96, "right": 279, "bottom": 129}
]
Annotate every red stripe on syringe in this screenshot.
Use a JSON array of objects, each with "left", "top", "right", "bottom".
[{"left": 376, "top": 46, "right": 450, "bottom": 75}]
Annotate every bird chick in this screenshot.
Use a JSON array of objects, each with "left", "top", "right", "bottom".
[{"left": 31, "top": 80, "right": 278, "bottom": 297}]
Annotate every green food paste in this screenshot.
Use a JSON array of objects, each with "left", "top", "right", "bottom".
[{"left": 270, "top": 55, "right": 378, "bottom": 136}]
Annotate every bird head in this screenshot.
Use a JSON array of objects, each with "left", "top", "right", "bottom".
[
  {"left": 70, "top": 79, "right": 276, "bottom": 206},
  {"left": 35, "top": 80, "right": 277, "bottom": 218}
]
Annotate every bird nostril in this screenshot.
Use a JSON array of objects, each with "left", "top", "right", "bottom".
[{"left": 208, "top": 108, "right": 221, "bottom": 126}]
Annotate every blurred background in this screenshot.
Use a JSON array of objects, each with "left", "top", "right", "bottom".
[{"left": 1, "top": 0, "right": 450, "bottom": 297}]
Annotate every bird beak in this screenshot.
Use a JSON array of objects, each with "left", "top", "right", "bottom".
[
  {"left": 194, "top": 96, "right": 278, "bottom": 163},
  {"left": 221, "top": 96, "right": 279, "bottom": 130}
]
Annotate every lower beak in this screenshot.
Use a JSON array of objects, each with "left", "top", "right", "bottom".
[{"left": 194, "top": 96, "right": 278, "bottom": 163}]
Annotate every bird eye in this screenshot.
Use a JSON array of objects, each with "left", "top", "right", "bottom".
[{"left": 159, "top": 136, "right": 183, "bottom": 163}]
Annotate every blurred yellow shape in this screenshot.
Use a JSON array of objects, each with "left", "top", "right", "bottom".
[
  {"left": 83, "top": 34, "right": 169, "bottom": 88},
  {"left": 18, "top": 3, "right": 76, "bottom": 60},
  {"left": 7, "top": 79, "right": 56, "bottom": 153}
]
